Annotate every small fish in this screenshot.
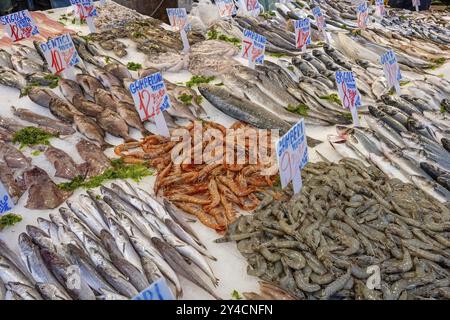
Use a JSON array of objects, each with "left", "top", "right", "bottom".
[
  {"left": 95, "top": 108, "right": 135, "bottom": 142},
  {"left": 66, "top": 200, "right": 106, "bottom": 238},
  {"left": 11, "top": 55, "right": 44, "bottom": 75},
  {"left": 11, "top": 44, "right": 43, "bottom": 64},
  {"left": 73, "top": 115, "right": 111, "bottom": 150},
  {"left": 59, "top": 78, "right": 84, "bottom": 103},
  {"left": 28, "top": 87, "right": 59, "bottom": 108},
  {"left": 0, "top": 49, "right": 13, "bottom": 69},
  {"left": 73, "top": 97, "right": 105, "bottom": 117},
  {"left": 5, "top": 282, "right": 43, "bottom": 300},
  {"left": 35, "top": 283, "right": 72, "bottom": 300},
  {"left": 104, "top": 63, "right": 132, "bottom": 81},
  {"left": 76, "top": 73, "right": 104, "bottom": 98},
  {"left": 93, "top": 67, "right": 122, "bottom": 89},
  {"left": 48, "top": 97, "right": 83, "bottom": 123},
  {"left": 411, "top": 175, "right": 450, "bottom": 203}
]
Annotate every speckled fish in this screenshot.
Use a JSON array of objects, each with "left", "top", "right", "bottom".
[
  {"left": 76, "top": 139, "right": 111, "bottom": 177},
  {"left": 92, "top": 67, "right": 122, "bottom": 89},
  {"left": 0, "top": 66, "right": 27, "bottom": 89},
  {"left": 11, "top": 55, "right": 44, "bottom": 75},
  {"left": 59, "top": 78, "right": 84, "bottom": 103},
  {"left": 11, "top": 44, "right": 43, "bottom": 64},
  {"left": 104, "top": 63, "right": 132, "bottom": 81},
  {"left": 73, "top": 97, "right": 105, "bottom": 117},
  {"left": 48, "top": 97, "right": 83, "bottom": 122},
  {"left": 0, "top": 49, "right": 13, "bottom": 69},
  {"left": 4, "top": 282, "right": 42, "bottom": 300},
  {"left": 12, "top": 106, "right": 76, "bottom": 136},
  {"left": 36, "top": 283, "right": 72, "bottom": 300}
]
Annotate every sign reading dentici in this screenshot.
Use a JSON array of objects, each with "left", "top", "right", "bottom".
[
  {"left": 0, "top": 10, "right": 39, "bottom": 42},
  {"left": 39, "top": 34, "right": 81, "bottom": 78},
  {"left": 129, "top": 72, "right": 171, "bottom": 137}
]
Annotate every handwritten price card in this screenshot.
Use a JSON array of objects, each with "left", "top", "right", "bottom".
[
  {"left": 167, "top": 8, "right": 190, "bottom": 52},
  {"left": 0, "top": 10, "right": 39, "bottom": 42},
  {"left": 412, "top": 0, "right": 420, "bottom": 12},
  {"left": 375, "top": 0, "right": 386, "bottom": 17},
  {"left": 39, "top": 34, "right": 81, "bottom": 77},
  {"left": 294, "top": 18, "right": 311, "bottom": 52},
  {"left": 216, "top": 0, "right": 236, "bottom": 18},
  {"left": 133, "top": 278, "right": 174, "bottom": 300},
  {"left": 0, "top": 182, "right": 14, "bottom": 215},
  {"left": 70, "top": 0, "right": 97, "bottom": 32},
  {"left": 356, "top": 1, "right": 368, "bottom": 30},
  {"left": 335, "top": 71, "right": 362, "bottom": 126},
  {"left": 276, "top": 119, "right": 308, "bottom": 194},
  {"left": 129, "top": 72, "right": 171, "bottom": 137},
  {"left": 241, "top": 29, "right": 266, "bottom": 69},
  {"left": 380, "top": 49, "right": 402, "bottom": 95}
]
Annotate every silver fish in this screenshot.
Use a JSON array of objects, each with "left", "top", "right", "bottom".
[
  {"left": 66, "top": 199, "right": 107, "bottom": 238},
  {"left": 0, "top": 66, "right": 27, "bottom": 89},
  {"left": 35, "top": 283, "right": 72, "bottom": 300},
  {"left": 5, "top": 282, "right": 42, "bottom": 300}
]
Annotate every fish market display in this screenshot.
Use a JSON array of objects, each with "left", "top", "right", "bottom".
[{"left": 218, "top": 159, "right": 450, "bottom": 300}]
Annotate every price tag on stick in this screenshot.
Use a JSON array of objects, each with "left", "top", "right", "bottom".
[
  {"left": 133, "top": 278, "right": 175, "bottom": 300},
  {"left": 294, "top": 18, "right": 311, "bottom": 52},
  {"left": 70, "top": 0, "right": 98, "bottom": 33},
  {"left": 39, "top": 34, "right": 81, "bottom": 79},
  {"left": 380, "top": 50, "right": 402, "bottom": 95},
  {"left": 412, "top": 0, "right": 420, "bottom": 12},
  {"left": 241, "top": 29, "right": 266, "bottom": 69},
  {"left": 240, "top": 0, "right": 261, "bottom": 17},
  {"left": 312, "top": 6, "right": 328, "bottom": 43},
  {"left": 0, "top": 10, "right": 39, "bottom": 42},
  {"left": 356, "top": 1, "right": 368, "bottom": 30},
  {"left": 375, "top": 0, "right": 386, "bottom": 17},
  {"left": 216, "top": 0, "right": 236, "bottom": 18},
  {"left": 167, "top": 8, "right": 190, "bottom": 52},
  {"left": 335, "top": 71, "right": 362, "bottom": 126},
  {"left": 129, "top": 72, "right": 171, "bottom": 137},
  {"left": 276, "top": 119, "right": 309, "bottom": 194},
  {"left": 0, "top": 182, "right": 14, "bottom": 215}
]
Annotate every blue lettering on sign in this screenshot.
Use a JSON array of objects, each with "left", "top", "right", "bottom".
[
  {"left": 0, "top": 181, "right": 14, "bottom": 214},
  {"left": 129, "top": 73, "right": 164, "bottom": 94},
  {"left": 243, "top": 29, "right": 267, "bottom": 44},
  {"left": 312, "top": 7, "right": 321, "bottom": 16},
  {"left": 335, "top": 71, "right": 355, "bottom": 84},
  {"left": 167, "top": 8, "right": 187, "bottom": 18},
  {"left": 380, "top": 50, "right": 396, "bottom": 65},
  {"left": 375, "top": 0, "right": 384, "bottom": 5},
  {"left": 357, "top": 1, "right": 368, "bottom": 12},
  {"left": 277, "top": 120, "right": 305, "bottom": 157},
  {"left": 132, "top": 278, "right": 174, "bottom": 300},
  {"left": 39, "top": 34, "right": 71, "bottom": 53}
]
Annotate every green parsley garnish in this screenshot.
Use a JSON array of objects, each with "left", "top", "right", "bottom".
[
  {"left": 127, "top": 62, "right": 142, "bottom": 71},
  {"left": 287, "top": 104, "right": 310, "bottom": 116},
  {"left": 13, "top": 127, "right": 56, "bottom": 149},
  {"left": 319, "top": 93, "right": 342, "bottom": 105},
  {"left": 231, "top": 290, "right": 243, "bottom": 300},
  {"left": 186, "top": 75, "right": 215, "bottom": 88},
  {"left": 178, "top": 93, "right": 193, "bottom": 105},
  {"left": 0, "top": 213, "right": 22, "bottom": 229}
]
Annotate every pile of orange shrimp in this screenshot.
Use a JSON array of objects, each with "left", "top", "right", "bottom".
[{"left": 114, "top": 121, "right": 278, "bottom": 232}]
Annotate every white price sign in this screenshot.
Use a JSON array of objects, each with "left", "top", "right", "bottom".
[
  {"left": 276, "top": 119, "right": 308, "bottom": 194},
  {"left": 0, "top": 182, "right": 14, "bottom": 215},
  {"left": 335, "top": 71, "right": 362, "bottom": 126},
  {"left": 39, "top": 34, "right": 81, "bottom": 78},
  {"left": 380, "top": 49, "right": 402, "bottom": 95},
  {"left": 0, "top": 10, "right": 39, "bottom": 42},
  {"left": 216, "top": 0, "right": 236, "bottom": 18},
  {"left": 241, "top": 29, "right": 266, "bottom": 69},
  {"left": 133, "top": 278, "right": 174, "bottom": 300},
  {"left": 166, "top": 8, "right": 190, "bottom": 52}
]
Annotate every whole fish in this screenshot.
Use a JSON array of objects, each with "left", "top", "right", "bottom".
[
  {"left": 11, "top": 55, "right": 44, "bottom": 75},
  {"left": 66, "top": 200, "right": 106, "bottom": 238},
  {"left": 73, "top": 97, "right": 105, "bottom": 117},
  {"left": 94, "top": 88, "right": 120, "bottom": 111},
  {"left": 67, "top": 244, "right": 117, "bottom": 294},
  {"left": 0, "top": 255, "right": 35, "bottom": 289},
  {"left": 44, "top": 146, "right": 87, "bottom": 180},
  {"left": 73, "top": 115, "right": 111, "bottom": 150},
  {"left": 116, "top": 103, "right": 149, "bottom": 135},
  {"left": 97, "top": 288, "right": 128, "bottom": 300},
  {"left": 5, "top": 282, "right": 42, "bottom": 300},
  {"left": 95, "top": 108, "right": 135, "bottom": 142},
  {"left": 88, "top": 247, "right": 139, "bottom": 298},
  {"left": 198, "top": 83, "right": 291, "bottom": 135},
  {"left": 104, "top": 63, "right": 132, "bottom": 81},
  {"left": 110, "top": 86, "right": 134, "bottom": 105},
  {"left": 36, "top": 283, "right": 72, "bottom": 300},
  {"left": 40, "top": 248, "right": 96, "bottom": 300},
  {"left": 0, "top": 49, "right": 13, "bottom": 69},
  {"left": 93, "top": 67, "right": 122, "bottom": 89},
  {"left": 100, "top": 230, "right": 149, "bottom": 291},
  {"left": 0, "top": 278, "right": 5, "bottom": 300},
  {"left": 12, "top": 107, "right": 76, "bottom": 136},
  {"left": 76, "top": 74, "right": 104, "bottom": 98},
  {"left": 0, "top": 239, "right": 34, "bottom": 285},
  {"left": 11, "top": 44, "right": 43, "bottom": 64},
  {"left": 152, "top": 238, "right": 221, "bottom": 300},
  {"left": 410, "top": 175, "right": 450, "bottom": 203},
  {"left": 59, "top": 78, "right": 84, "bottom": 103},
  {"left": 48, "top": 98, "right": 83, "bottom": 123},
  {"left": 0, "top": 66, "right": 27, "bottom": 89},
  {"left": 86, "top": 190, "right": 117, "bottom": 226},
  {"left": 78, "top": 194, "right": 109, "bottom": 230},
  {"left": 27, "top": 87, "right": 59, "bottom": 108},
  {"left": 76, "top": 139, "right": 111, "bottom": 176}
]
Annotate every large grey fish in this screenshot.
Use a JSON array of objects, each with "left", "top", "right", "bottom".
[
  {"left": 95, "top": 108, "right": 135, "bottom": 142},
  {"left": 76, "top": 139, "right": 111, "bottom": 177},
  {"left": 0, "top": 66, "right": 27, "bottom": 89},
  {"left": 152, "top": 237, "right": 221, "bottom": 300},
  {"left": 18, "top": 233, "right": 69, "bottom": 295},
  {"left": 27, "top": 87, "right": 59, "bottom": 108},
  {"left": 0, "top": 254, "right": 34, "bottom": 287},
  {"left": 11, "top": 55, "right": 44, "bottom": 75},
  {"left": 5, "top": 282, "right": 42, "bottom": 300},
  {"left": 40, "top": 248, "right": 96, "bottom": 300},
  {"left": 35, "top": 283, "right": 72, "bottom": 300},
  {"left": 25, "top": 225, "right": 58, "bottom": 253},
  {"left": 76, "top": 74, "right": 104, "bottom": 98},
  {"left": 0, "top": 239, "right": 35, "bottom": 285},
  {"left": 73, "top": 115, "right": 111, "bottom": 150},
  {"left": 12, "top": 107, "right": 76, "bottom": 136},
  {"left": 198, "top": 83, "right": 291, "bottom": 134},
  {"left": 88, "top": 247, "right": 139, "bottom": 298},
  {"left": 67, "top": 244, "right": 117, "bottom": 294},
  {"left": 44, "top": 146, "right": 87, "bottom": 180},
  {"left": 100, "top": 230, "right": 149, "bottom": 292},
  {"left": 59, "top": 78, "right": 84, "bottom": 104}
]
